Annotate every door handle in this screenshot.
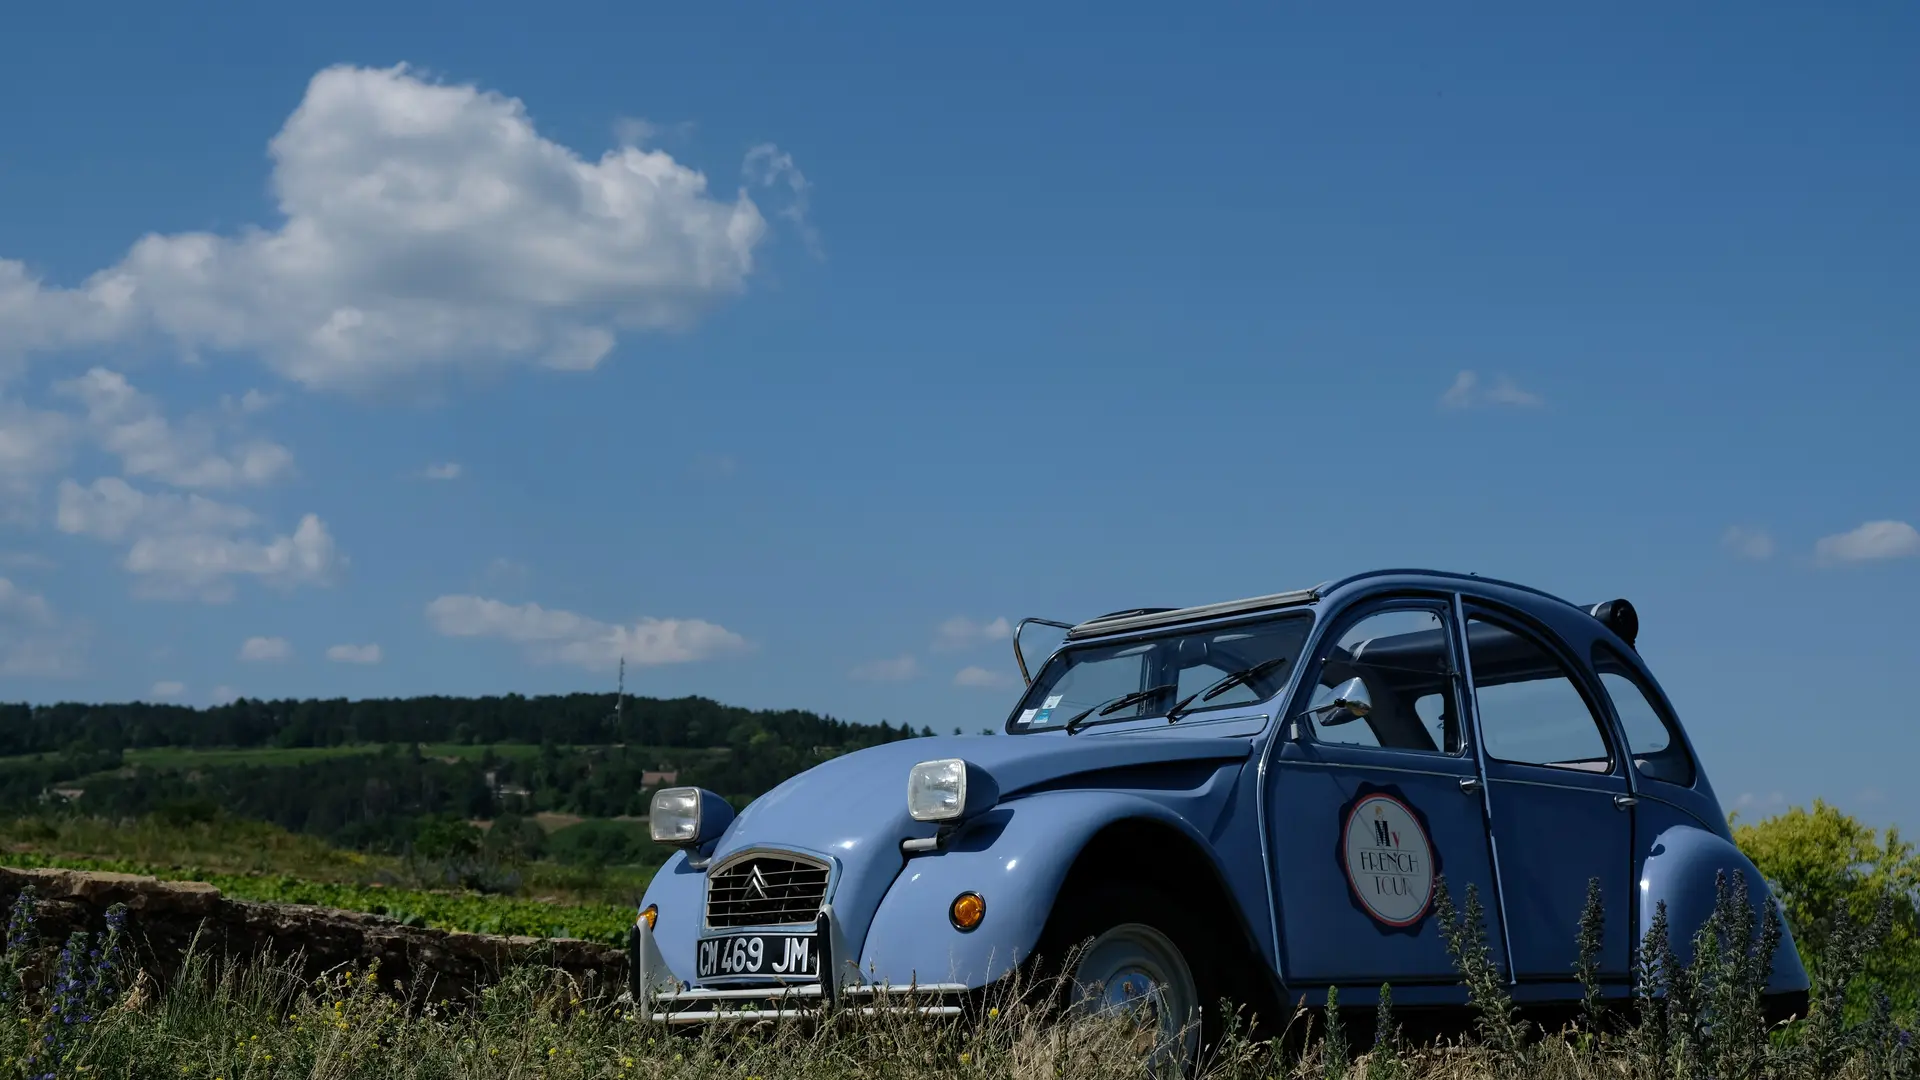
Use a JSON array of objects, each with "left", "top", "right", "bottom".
[
  {"left": 1613, "top": 794, "right": 1638, "bottom": 811},
  {"left": 1459, "top": 777, "right": 1482, "bottom": 795}
]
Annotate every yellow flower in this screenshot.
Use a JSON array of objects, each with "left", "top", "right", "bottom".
[
  {"left": 989, "top": 1007, "right": 1000, "bottom": 1019},
  {"left": 548, "top": 1047, "right": 558, "bottom": 1056},
  {"left": 959, "top": 1054, "right": 972, "bottom": 1065}
]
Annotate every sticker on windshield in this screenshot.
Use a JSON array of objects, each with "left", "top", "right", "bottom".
[
  {"left": 1336, "top": 785, "right": 1438, "bottom": 933},
  {"left": 1016, "top": 709, "right": 1039, "bottom": 727},
  {"left": 1043, "top": 695, "right": 1063, "bottom": 709}
]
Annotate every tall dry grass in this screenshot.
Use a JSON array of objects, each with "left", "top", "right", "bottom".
[{"left": 0, "top": 873, "right": 1912, "bottom": 1079}]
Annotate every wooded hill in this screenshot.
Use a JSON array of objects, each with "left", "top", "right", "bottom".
[{"left": 0, "top": 693, "right": 951, "bottom": 856}]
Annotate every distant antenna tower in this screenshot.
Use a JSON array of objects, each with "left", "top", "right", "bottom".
[{"left": 612, "top": 657, "right": 626, "bottom": 727}]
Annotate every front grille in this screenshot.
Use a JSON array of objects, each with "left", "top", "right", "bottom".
[{"left": 705, "top": 852, "right": 831, "bottom": 928}]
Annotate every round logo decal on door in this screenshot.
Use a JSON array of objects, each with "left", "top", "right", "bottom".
[{"left": 1340, "top": 792, "right": 1436, "bottom": 927}]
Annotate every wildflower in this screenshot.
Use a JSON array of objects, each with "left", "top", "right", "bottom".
[
  {"left": 959, "top": 1053, "right": 972, "bottom": 1065},
  {"left": 988, "top": 1007, "right": 999, "bottom": 1019}
]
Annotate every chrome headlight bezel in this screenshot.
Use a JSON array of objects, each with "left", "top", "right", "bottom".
[
  {"left": 907, "top": 758, "right": 999, "bottom": 823},
  {"left": 649, "top": 786, "right": 734, "bottom": 847}
]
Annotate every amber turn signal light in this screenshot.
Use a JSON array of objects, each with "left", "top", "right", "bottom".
[
  {"left": 639, "top": 904, "right": 658, "bottom": 931},
  {"left": 949, "top": 892, "right": 985, "bottom": 932}
]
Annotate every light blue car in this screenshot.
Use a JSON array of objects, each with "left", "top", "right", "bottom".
[{"left": 628, "top": 568, "right": 1808, "bottom": 1057}]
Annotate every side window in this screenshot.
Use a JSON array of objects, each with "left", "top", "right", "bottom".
[
  {"left": 1465, "top": 617, "right": 1612, "bottom": 772},
  {"left": 1305, "top": 608, "right": 1460, "bottom": 754},
  {"left": 1592, "top": 646, "right": 1696, "bottom": 787}
]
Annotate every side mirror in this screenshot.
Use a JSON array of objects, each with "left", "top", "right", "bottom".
[{"left": 1305, "top": 678, "right": 1373, "bottom": 726}]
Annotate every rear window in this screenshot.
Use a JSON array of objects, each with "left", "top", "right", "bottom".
[{"left": 1592, "top": 645, "right": 1695, "bottom": 787}]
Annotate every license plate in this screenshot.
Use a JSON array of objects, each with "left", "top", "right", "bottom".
[{"left": 696, "top": 932, "right": 819, "bottom": 980}]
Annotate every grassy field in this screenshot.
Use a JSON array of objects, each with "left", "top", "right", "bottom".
[
  {"left": 0, "top": 815, "right": 647, "bottom": 944},
  {"left": 0, "top": 880, "right": 1910, "bottom": 1080}
]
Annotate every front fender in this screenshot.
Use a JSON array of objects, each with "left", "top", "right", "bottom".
[
  {"left": 1639, "top": 816, "right": 1809, "bottom": 995},
  {"left": 857, "top": 789, "right": 1254, "bottom": 989},
  {"left": 637, "top": 849, "right": 705, "bottom": 985}
]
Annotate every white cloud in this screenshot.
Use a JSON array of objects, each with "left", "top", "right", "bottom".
[
  {"left": 326, "top": 642, "right": 382, "bottom": 664},
  {"left": 1814, "top": 520, "right": 1920, "bottom": 566},
  {"left": 220, "top": 389, "right": 277, "bottom": 415},
  {"left": 1439, "top": 370, "right": 1543, "bottom": 410},
  {"left": 743, "top": 143, "right": 819, "bottom": 257},
  {"left": 614, "top": 116, "right": 696, "bottom": 148},
  {"left": 0, "top": 64, "right": 786, "bottom": 391},
  {"left": 1721, "top": 526, "right": 1775, "bottom": 562},
  {"left": 239, "top": 635, "right": 292, "bottom": 662},
  {"left": 425, "top": 594, "right": 747, "bottom": 672},
  {"left": 0, "top": 397, "right": 72, "bottom": 516},
  {"left": 56, "top": 476, "right": 256, "bottom": 542},
  {"left": 0, "top": 576, "right": 86, "bottom": 677},
  {"left": 953, "top": 665, "right": 1015, "bottom": 689},
  {"left": 149, "top": 680, "right": 186, "bottom": 699},
  {"left": 1733, "top": 791, "right": 1787, "bottom": 814},
  {"left": 482, "top": 557, "right": 528, "bottom": 587},
  {"left": 55, "top": 477, "right": 339, "bottom": 601},
  {"left": 54, "top": 368, "right": 292, "bottom": 489},
  {"left": 0, "top": 551, "right": 55, "bottom": 571},
  {"left": 933, "top": 615, "right": 1012, "bottom": 652},
  {"left": 420, "top": 462, "right": 462, "bottom": 481},
  {"left": 690, "top": 453, "right": 738, "bottom": 478},
  {"left": 850, "top": 654, "right": 919, "bottom": 682}
]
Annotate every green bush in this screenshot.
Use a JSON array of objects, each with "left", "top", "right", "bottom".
[
  {"left": 546, "top": 819, "right": 657, "bottom": 869},
  {"left": 1734, "top": 799, "right": 1920, "bottom": 1011}
]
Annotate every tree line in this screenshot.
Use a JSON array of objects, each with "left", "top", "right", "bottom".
[
  {"left": 0, "top": 693, "right": 957, "bottom": 856},
  {"left": 0, "top": 693, "right": 942, "bottom": 758}
]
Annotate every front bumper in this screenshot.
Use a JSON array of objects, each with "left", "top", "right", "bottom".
[{"left": 629, "top": 905, "right": 971, "bottom": 1024}]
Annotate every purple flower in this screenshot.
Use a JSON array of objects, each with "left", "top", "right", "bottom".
[{"left": 1898, "top": 1029, "right": 1912, "bottom": 1049}]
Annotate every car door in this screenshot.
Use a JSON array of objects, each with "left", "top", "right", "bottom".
[
  {"left": 1460, "top": 606, "right": 1634, "bottom": 982},
  {"left": 1270, "top": 597, "right": 1505, "bottom": 986}
]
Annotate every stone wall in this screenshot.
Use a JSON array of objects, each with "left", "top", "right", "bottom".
[{"left": 0, "top": 866, "right": 631, "bottom": 1003}]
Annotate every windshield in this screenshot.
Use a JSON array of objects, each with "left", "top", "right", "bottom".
[{"left": 1007, "top": 615, "right": 1312, "bottom": 733}]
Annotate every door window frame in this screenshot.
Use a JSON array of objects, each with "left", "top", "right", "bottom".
[
  {"left": 1455, "top": 603, "right": 1624, "bottom": 778},
  {"left": 1293, "top": 593, "right": 1472, "bottom": 759}
]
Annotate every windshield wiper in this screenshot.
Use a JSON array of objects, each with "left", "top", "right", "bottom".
[
  {"left": 1063, "top": 684, "right": 1177, "bottom": 734},
  {"left": 1165, "top": 656, "right": 1291, "bottom": 722}
]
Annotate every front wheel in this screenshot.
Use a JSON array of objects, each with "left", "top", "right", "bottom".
[{"left": 1036, "top": 884, "right": 1217, "bottom": 1074}]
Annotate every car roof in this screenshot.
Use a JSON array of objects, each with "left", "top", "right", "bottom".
[{"left": 1063, "top": 568, "right": 1586, "bottom": 641}]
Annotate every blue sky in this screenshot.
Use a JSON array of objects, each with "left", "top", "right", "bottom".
[{"left": 0, "top": 4, "right": 1914, "bottom": 831}]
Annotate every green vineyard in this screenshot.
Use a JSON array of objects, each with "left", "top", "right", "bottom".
[{"left": 0, "top": 851, "right": 635, "bottom": 944}]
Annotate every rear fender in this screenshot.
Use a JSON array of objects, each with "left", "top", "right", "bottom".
[
  {"left": 1639, "top": 818, "right": 1809, "bottom": 995},
  {"left": 857, "top": 788, "right": 1263, "bottom": 989}
]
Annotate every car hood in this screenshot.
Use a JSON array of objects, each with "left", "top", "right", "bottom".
[{"left": 705, "top": 731, "right": 1255, "bottom": 973}]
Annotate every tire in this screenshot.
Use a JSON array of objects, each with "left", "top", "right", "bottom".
[{"left": 1034, "top": 883, "right": 1220, "bottom": 1075}]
